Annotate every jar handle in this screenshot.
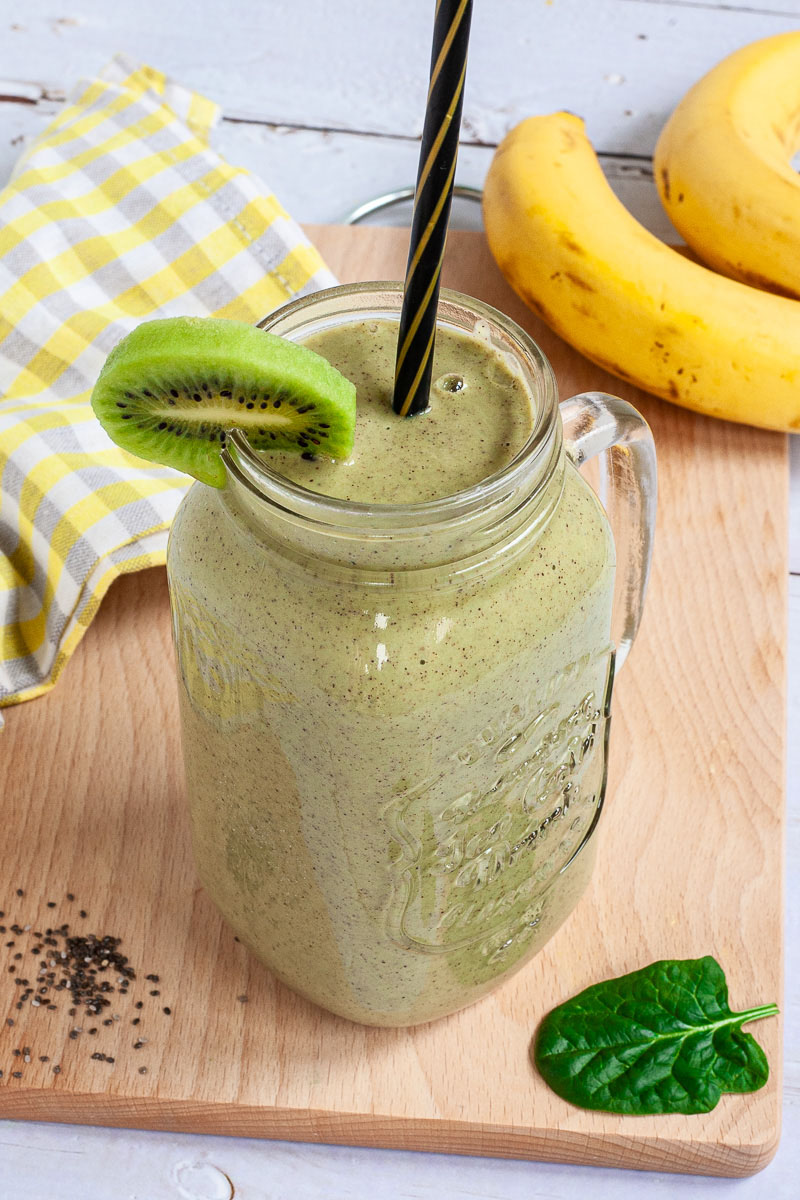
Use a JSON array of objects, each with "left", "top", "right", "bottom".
[{"left": 560, "top": 392, "right": 657, "bottom": 669}]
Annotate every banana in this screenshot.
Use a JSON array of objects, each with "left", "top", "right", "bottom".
[
  {"left": 482, "top": 113, "right": 800, "bottom": 432},
  {"left": 654, "top": 33, "right": 800, "bottom": 299}
]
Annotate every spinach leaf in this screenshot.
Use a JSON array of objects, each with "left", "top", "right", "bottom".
[{"left": 533, "top": 957, "right": 778, "bottom": 1115}]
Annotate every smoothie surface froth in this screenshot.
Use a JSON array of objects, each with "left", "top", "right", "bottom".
[{"left": 262, "top": 317, "right": 535, "bottom": 505}]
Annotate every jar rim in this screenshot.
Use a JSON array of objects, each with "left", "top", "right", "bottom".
[{"left": 221, "top": 281, "right": 562, "bottom": 534}]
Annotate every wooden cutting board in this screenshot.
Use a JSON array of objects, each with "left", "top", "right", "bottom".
[{"left": 0, "top": 226, "right": 786, "bottom": 1177}]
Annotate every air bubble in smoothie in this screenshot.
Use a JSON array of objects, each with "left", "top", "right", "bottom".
[{"left": 263, "top": 317, "right": 534, "bottom": 504}]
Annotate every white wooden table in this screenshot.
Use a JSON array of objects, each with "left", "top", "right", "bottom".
[{"left": 2, "top": 2, "right": 798, "bottom": 1195}]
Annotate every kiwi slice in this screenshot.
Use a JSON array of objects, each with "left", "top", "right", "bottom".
[{"left": 91, "top": 316, "right": 357, "bottom": 487}]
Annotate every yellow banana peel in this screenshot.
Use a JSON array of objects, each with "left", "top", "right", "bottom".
[
  {"left": 654, "top": 32, "right": 800, "bottom": 299},
  {"left": 482, "top": 112, "right": 800, "bottom": 432}
]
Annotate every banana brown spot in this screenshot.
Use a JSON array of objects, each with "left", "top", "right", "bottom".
[
  {"left": 558, "top": 233, "right": 584, "bottom": 255},
  {"left": 737, "top": 270, "right": 800, "bottom": 301},
  {"left": 565, "top": 272, "right": 595, "bottom": 292}
]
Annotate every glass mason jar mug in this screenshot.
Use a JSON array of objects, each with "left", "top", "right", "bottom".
[{"left": 166, "top": 283, "right": 657, "bottom": 1027}]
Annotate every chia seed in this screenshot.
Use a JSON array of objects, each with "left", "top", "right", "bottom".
[{"left": 2, "top": 898, "right": 170, "bottom": 1082}]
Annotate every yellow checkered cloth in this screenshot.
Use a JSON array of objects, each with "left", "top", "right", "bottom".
[{"left": 0, "top": 55, "right": 336, "bottom": 716}]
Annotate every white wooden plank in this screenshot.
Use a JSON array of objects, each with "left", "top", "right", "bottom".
[
  {"left": 625, "top": 0, "right": 800, "bottom": 12},
  {"left": 2, "top": 1105, "right": 800, "bottom": 1200},
  {"left": 2, "top": 0, "right": 800, "bottom": 156},
  {"left": 624, "top": 0, "right": 800, "bottom": 12},
  {"left": 0, "top": 102, "right": 681, "bottom": 238},
  {"left": 0, "top": 100, "right": 58, "bottom": 189},
  {"left": 209, "top": 125, "right": 682, "bottom": 237}
]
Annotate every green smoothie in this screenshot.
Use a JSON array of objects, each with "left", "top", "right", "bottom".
[
  {"left": 167, "top": 309, "right": 616, "bottom": 1026},
  {"left": 265, "top": 319, "right": 533, "bottom": 503}
]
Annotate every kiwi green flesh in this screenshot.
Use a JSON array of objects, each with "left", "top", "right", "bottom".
[{"left": 91, "top": 317, "right": 357, "bottom": 488}]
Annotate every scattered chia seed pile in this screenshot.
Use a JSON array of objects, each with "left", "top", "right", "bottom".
[{"left": 0, "top": 891, "right": 174, "bottom": 1082}]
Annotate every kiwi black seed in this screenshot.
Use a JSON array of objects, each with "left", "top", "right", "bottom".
[{"left": 91, "top": 316, "right": 357, "bottom": 487}]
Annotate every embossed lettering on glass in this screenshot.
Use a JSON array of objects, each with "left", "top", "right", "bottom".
[{"left": 166, "top": 283, "right": 656, "bottom": 1027}]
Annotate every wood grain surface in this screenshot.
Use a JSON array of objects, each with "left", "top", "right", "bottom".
[
  {"left": 0, "top": 225, "right": 787, "bottom": 1177},
  {"left": 3, "top": 0, "right": 799, "bottom": 153},
  {"left": 6, "top": 1, "right": 800, "bottom": 247}
]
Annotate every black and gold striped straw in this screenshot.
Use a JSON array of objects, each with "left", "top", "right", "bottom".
[{"left": 393, "top": 0, "right": 473, "bottom": 418}]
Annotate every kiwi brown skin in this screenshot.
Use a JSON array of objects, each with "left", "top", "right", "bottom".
[{"left": 91, "top": 317, "right": 357, "bottom": 487}]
